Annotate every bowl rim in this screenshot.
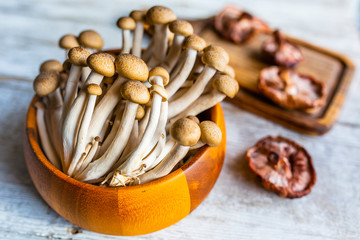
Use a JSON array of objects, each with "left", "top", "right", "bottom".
[{"left": 26, "top": 96, "right": 220, "bottom": 192}]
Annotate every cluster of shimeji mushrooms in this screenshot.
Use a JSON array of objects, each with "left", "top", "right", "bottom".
[{"left": 32, "top": 6, "right": 239, "bottom": 187}]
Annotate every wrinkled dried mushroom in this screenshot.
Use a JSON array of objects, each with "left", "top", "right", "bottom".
[
  {"left": 214, "top": 6, "right": 269, "bottom": 44},
  {"left": 262, "top": 30, "right": 304, "bottom": 68},
  {"left": 246, "top": 136, "right": 316, "bottom": 198},
  {"left": 258, "top": 66, "right": 326, "bottom": 110}
]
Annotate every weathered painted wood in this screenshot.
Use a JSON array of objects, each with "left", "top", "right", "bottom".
[{"left": 0, "top": 0, "right": 359, "bottom": 239}]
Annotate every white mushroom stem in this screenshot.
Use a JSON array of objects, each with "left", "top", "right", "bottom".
[
  {"left": 162, "top": 35, "right": 185, "bottom": 71},
  {"left": 142, "top": 38, "right": 155, "bottom": 62},
  {"left": 169, "top": 90, "right": 225, "bottom": 125},
  {"left": 61, "top": 72, "right": 103, "bottom": 171},
  {"left": 67, "top": 88, "right": 100, "bottom": 176},
  {"left": 131, "top": 22, "right": 144, "bottom": 57},
  {"left": 35, "top": 102, "right": 61, "bottom": 169},
  {"left": 141, "top": 101, "right": 168, "bottom": 166},
  {"left": 73, "top": 137, "right": 100, "bottom": 177},
  {"left": 45, "top": 89, "right": 63, "bottom": 157},
  {"left": 147, "top": 25, "right": 168, "bottom": 67},
  {"left": 148, "top": 139, "right": 175, "bottom": 169},
  {"left": 121, "top": 120, "right": 139, "bottom": 160},
  {"left": 165, "top": 49, "right": 197, "bottom": 98},
  {"left": 170, "top": 50, "right": 186, "bottom": 77},
  {"left": 85, "top": 76, "right": 126, "bottom": 144},
  {"left": 142, "top": 130, "right": 166, "bottom": 171},
  {"left": 81, "top": 67, "right": 92, "bottom": 86},
  {"left": 76, "top": 101, "right": 138, "bottom": 182},
  {"left": 115, "top": 77, "right": 164, "bottom": 178},
  {"left": 169, "top": 87, "right": 189, "bottom": 102},
  {"left": 121, "top": 30, "right": 132, "bottom": 54},
  {"left": 62, "top": 65, "right": 82, "bottom": 119},
  {"left": 168, "top": 65, "right": 217, "bottom": 118},
  {"left": 137, "top": 106, "right": 150, "bottom": 141},
  {"left": 96, "top": 105, "right": 124, "bottom": 157},
  {"left": 138, "top": 144, "right": 189, "bottom": 184}
]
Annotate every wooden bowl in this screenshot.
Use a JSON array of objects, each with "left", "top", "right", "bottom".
[{"left": 23, "top": 96, "right": 226, "bottom": 236}]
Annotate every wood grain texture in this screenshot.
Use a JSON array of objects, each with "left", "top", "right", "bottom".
[
  {"left": 24, "top": 97, "right": 225, "bottom": 236},
  {"left": 0, "top": 0, "right": 360, "bottom": 239},
  {"left": 190, "top": 18, "right": 355, "bottom": 135}
]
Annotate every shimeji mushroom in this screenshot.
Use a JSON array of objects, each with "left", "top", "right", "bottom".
[
  {"left": 168, "top": 46, "right": 229, "bottom": 118},
  {"left": 39, "top": 60, "right": 64, "bottom": 157},
  {"left": 61, "top": 52, "right": 115, "bottom": 171},
  {"left": 33, "top": 71, "right": 62, "bottom": 169},
  {"left": 129, "top": 10, "right": 146, "bottom": 57},
  {"left": 190, "top": 120, "right": 222, "bottom": 149},
  {"left": 146, "top": 115, "right": 199, "bottom": 170},
  {"left": 162, "top": 20, "right": 193, "bottom": 72},
  {"left": 67, "top": 84, "right": 102, "bottom": 176},
  {"left": 58, "top": 34, "right": 80, "bottom": 58},
  {"left": 62, "top": 47, "right": 91, "bottom": 120},
  {"left": 133, "top": 117, "right": 201, "bottom": 185},
  {"left": 146, "top": 6, "right": 177, "bottom": 68},
  {"left": 203, "top": 65, "right": 236, "bottom": 94},
  {"left": 116, "top": 17, "right": 136, "bottom": 54},
  {"left": 78, "top": 30, "right": 104, "bottom": 84},
  {"left": 84, "top": 54, "right": 149, "bottom": 146},
  {"left": 34, "top": 102, "right": 61, "bottom": 169},
  {"left": 165, "top": 34, "right": 206, "bottom": 98},
  {"left": 109, "top": 67, "right": 169, "bottom": 186},
  {"left": 76, "top": 80, "right": 150, "bottom": 182},
  {"left": 40, "top": 60, "right": 64, "bottom": 73},
  {"left": 110, "top": 67, "right": 169, "bottom": 186},
  {"left": 171, "top": 74, "right": 239, "bottom": 123}
]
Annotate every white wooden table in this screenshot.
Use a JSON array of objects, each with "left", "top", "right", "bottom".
[{"left": 0, "top": 0, "right": 359, "bottom": 239}]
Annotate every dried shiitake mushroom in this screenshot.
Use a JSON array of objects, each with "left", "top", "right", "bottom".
[
  {"left": 262, "top": 30, "right": 304, "bottom": 68},
  {"left": 246, "top": 136, "right": 316, "bottom": 198},
  {"left": 214, "top": 6, "right": 269, "bottom": 44},
  {"left": 258, "top": 66, "right": 326, "bottom": 110}
]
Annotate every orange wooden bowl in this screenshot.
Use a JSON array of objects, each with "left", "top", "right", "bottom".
[{"left": 23, "top": 96, "right": 226, "bottom": 236}]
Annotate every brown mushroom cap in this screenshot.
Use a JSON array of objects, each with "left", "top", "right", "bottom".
[
  {"left": 222, "top": 65, "right": 235, "bottom": 78},
  {"left": 199, "top": 121, "right": 222, "bottom": 147},
  {"left": 68, "top": 47, "right": 91, "bottom": 67},
  {"left": 170, "top": 118, "right": 201, "bottom": 147},
  {"left": 183, "top": 35, "right": 206, "bottom": 52},
  {"left": 87, "top": 53, "right": 115, "bottom": 77},
  {"left": 130, "top": 10, "right": 146, "bottom": 22},
  {"left": 146, "top": 6, "right": 177, "bottom": 25},
  {"left": 103, "top": 74, "right": 117, "bottom": 85},
  {"left": 212, "top": 74, "right": 239, "bottom": 98},
  {"left": 201, "top": 47, "right": 229, "bottom": 71},
  {"left": 169, "top": 20, "right": 193, "bottom": 36},
  {"left": 115, "top": 54, "right": 149, "bottom": 82},
  {"left": 116, "top": 17, "right": 136, "bottom": 30},
  {"left": 33, "top": 71, "right": 60, "bottom": 96},
  {"left": 120, "top": 80, "right": 150, "bottom": 105},
  {"left": 246, "top": 136, "right": 316, "bottom": 199},
  {"left": 149, "top": 66, "right": 169, "bottom": 86},
  {"left": 204, "top": 45, "right": 230, "bottom": 64},
  {"left": 58, "top": 34, "right": 80, "bottom": 50},
  {"left": 136, "top": 105, "right": 145, "bottom": 120},
  {"left": 40, "top": 60, "right": 63, "bottom": 73},
  {"left": 78, "top": 30, "right": 104, "bottom": 50},
  {"left": 87, "top": 84, "right": 102, "bottom": 96},
  {"left": 62, "top": 59, "right": 72, "bottom": 73},
  {"left": 186, "top": 115, "right": 200, "bottom": 124}
]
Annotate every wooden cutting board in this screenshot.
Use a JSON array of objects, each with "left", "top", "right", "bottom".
[{"left": 189, "top": 17, "right": 355, "bottom": 135}]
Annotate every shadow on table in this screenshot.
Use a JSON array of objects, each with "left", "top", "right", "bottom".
[{"left": 227, "top": 152, "right": 264, "bottom": 190}]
